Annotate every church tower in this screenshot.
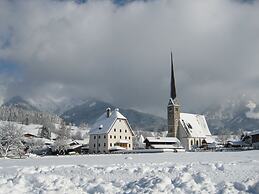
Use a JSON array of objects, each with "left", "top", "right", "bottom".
[{"left": 167, "top": 52, "right": 180, "bottom": 138}]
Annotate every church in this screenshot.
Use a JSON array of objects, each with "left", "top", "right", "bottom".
[{"left": 167, "top": 53, "right": 212, "bottom": 151}]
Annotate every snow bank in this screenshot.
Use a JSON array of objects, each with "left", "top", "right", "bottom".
[{"left": 0, "top": 151, "right": 259, "bottom": 194}]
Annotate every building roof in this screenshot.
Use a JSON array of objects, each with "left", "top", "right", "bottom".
[
  {"left": 89, "top": 108, "right": 132, "bottom": 135},
  {"left": 248, "top": 130, "right": 259, "bottom": 136},
  {"left": 144, "top": 137, "right": 180, "bottom": 143},
  {"left": 180, "top": 113, "right": 211, "bottom": 138}
]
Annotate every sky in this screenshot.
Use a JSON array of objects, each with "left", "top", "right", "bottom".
[{"left": 0, "top": 0, "right": 259, "bottom": 117}]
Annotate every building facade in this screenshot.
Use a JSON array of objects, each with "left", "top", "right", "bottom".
[{"left": 89, "top": 108, "right": 134, "bottom": 154}]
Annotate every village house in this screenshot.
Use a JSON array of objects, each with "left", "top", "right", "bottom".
[
  {"left": 167, "top": 53, "right": 213, "bottom": 151},
  {"left": 89, "top": 108, "right": 134, "bottom": 154},
  {"left": 241, "top": 130, "right": 259, "bottom": 149},
  {"left": 143, "top": 136, "right": 184, "bottom": 152}
]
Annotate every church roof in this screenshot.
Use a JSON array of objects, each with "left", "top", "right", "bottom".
[
  {"left": 248, "top": 129, "right": 259, "bottom": 136},
  {"left": 180, "top": 113, "right": 211, "bottom": 138},
  {"left": 89, "top": 108, "right": 132, "bottom": 135}
]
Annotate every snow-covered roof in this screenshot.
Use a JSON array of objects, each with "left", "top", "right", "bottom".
[
  {"left": 144, "top": 137, "right": 180, "bottom": 143},
  {"left": 180, "top": 113, "right": 211, "bottom": 138},
  {"left": 248, "top": 130, "right": 259, "bottom": 136},
  {"left": 22, "top": 124, "right": 42, "bottom": 137},
  {"left": 205, "top": 136, "right": 216, "bottom": 144},
  {"left": 38, "top": 138, "right": 54, "bottom": 145},
  {"left": 89, "top": 108, "right": 131, "bottom": 135}
]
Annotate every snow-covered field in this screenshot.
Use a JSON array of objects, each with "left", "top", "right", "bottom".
[{"left": 0, "top": 151, "right": 259, "bottom": 194}]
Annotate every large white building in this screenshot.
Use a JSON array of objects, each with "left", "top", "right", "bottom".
[
  {"left": 167, "top": 53, "right": 213, "bottom": 150},
  {"left": 89, "top": 108, "right": 134, "bottom": 154}
]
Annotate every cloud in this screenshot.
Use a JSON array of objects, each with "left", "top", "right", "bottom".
[
  {"left": 0, "top": 0, "right": 259, "bottom": 116},
  {"left": 246, "top": 100, "right": 259, "bottom": 119}
]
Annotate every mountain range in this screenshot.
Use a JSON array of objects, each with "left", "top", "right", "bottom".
[
  {"left": 1, "top": 95, "right": 259, "bottom": 134},
  {"left": 1, "top": 96, "right": 167, "bottom": 132}
]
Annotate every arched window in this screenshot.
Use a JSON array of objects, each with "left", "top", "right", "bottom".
[
  {"left": 196, "top": 140, "right": 199, "bottom": 146},
  {"left": 190, "top": 140, "right": 193, "bottom": 146}
]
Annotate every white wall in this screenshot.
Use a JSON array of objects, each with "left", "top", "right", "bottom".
[{"left": 89, "top": 118, "right": 133, "bottom": 154}]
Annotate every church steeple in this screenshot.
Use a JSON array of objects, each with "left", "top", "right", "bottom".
[
  {"left": 170, "top": 52, "right": 177, "bottom": 100},
  {"left": 167, "top": 52, "right": 180, "bottom": 138}
]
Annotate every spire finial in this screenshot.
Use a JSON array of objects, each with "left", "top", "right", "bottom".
[{"left": 170, "top": 51, "right": 177, "bottom": 100}]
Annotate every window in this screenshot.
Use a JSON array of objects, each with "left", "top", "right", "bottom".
[
  {"left": 129, "top": 136, "right": 131, "bottom": 140},
  {"left": 110, "top": 135, "right": 112, "bottom": 139},
  {"left": 187, "top": 123, "right": 192, "bottom": 129},
  {"left": 125, "top": 130, "right": 127, "bottom": 133},
  {"left": 190, "top": 140, "right": 193, "bottom": 146},
  {"left": 98, "top": 135, "right": 101, "bottom": 139},
  {"left": 129, "top": 144, "right": 131, "bottom": 148},
  {"left": 110, "top": 143, "right": 112, "bottom": 147},
  {"left": 114, "top": 135, "right": 116, "bottom": 139},
  {"left": 104, "top": 135, "right": 106, "bottom": 139},
  {"left": 94, "top": 136, "right": 96, "bottom": 139},
  {"left": 120, "top": 136, "right": 122, "bottom": 139},
  {"left": 119, "top": 119, "right": 121, "bottom": 122},
  {"left": 98, "top": 143, "right": 100, "bottom": 147},
  {"left": 120, "top": 129, "right": 122, "bottom": 132},
  {"left": 94, "top": 144, "right": 96, "bottom": 147},
  {"left": 125, "top": 136, "right": 127, "bottom": 140},
  {"left": 104, "top": 143, "right": 106, "bottom": 147},
  {"left": 196, "top": 140, "right": 199, "bottom": 146},
  {"left": 114, "top": 128, "right": 116, "bottom": 132}
]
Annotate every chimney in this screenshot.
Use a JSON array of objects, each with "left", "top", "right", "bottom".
[{"left": 106, "top": 107, "right": 111, "bottom": 118}]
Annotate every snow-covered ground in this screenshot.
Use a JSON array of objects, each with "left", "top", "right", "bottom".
[{"left": 0, "top": 151, "right": 259, "bottom": 194}]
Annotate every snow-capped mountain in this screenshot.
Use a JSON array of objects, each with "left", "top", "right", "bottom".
[
  {"left": 28, "top": 97, "right": 89, "bottom": 116},
  {"left": 61, "top": 99, "right": 167, "bottom": 131},
  {"left": 1, "top": 96, "right": 167, "bottom": 132},
  {"left": 203, "top": 96, "right": 259, "bottom": 133},
  {"left": 2, "top": 95, "right": 259, "bottom": 133},
  {"left": 2, "top": 96, "right": 39, "bottom": 112}
]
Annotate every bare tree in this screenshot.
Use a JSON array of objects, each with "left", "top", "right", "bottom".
[
  {"left": 217, "top": 128, "right": 231, "bottom": 144},
  {"left": 52, "top": 139, "right": 69, "bottom": 155},
  {"left": 25, "top": 138, "right": 45, "bottom": 154},
  {"left": 72, "top": 131, "right": 83, "bottom": 140},
  {"left": 52, "top": 121, "right": 70, "bottom": 155},
  {"left": 0, "top": 122, "right": 24, "bottom": 158}
]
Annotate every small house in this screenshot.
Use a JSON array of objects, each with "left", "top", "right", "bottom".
[
  {"left": 89, "top": 108, "right": 134, "bottom": 154},
  {"left": 143, "top": 137, "right": 184, "bottom": 151}
]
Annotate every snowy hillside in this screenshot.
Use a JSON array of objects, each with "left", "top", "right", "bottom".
[
  {"left": 61, "top": 99, "right": 167, "bottom": 131},
  {"left": 28, "top": 96, "right": 89, "bottom": 115},
  {"left": 204, "top": 96, "right": 259, "bottom": 133},
  {"left": 2, "top": 96, "right": 39, "bottom": 112},
  {"left": 0, "top": 151, "right": 258, "bottom": 193}
]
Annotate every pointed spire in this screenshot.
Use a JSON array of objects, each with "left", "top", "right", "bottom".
[{"left": 170, "top": 52, "right": 177, "bottom": 100}]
